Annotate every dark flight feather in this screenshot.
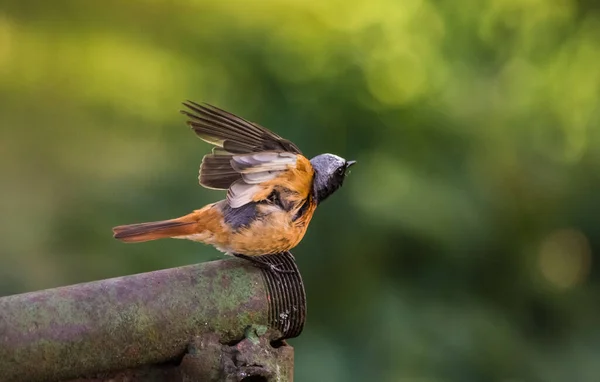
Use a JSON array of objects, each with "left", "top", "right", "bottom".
[
  {"left": 198, "top": 155, "right": 239, "bottom": 189},
  {"left": 181, "top": 101, "right": 303, "bottom": 191},
  {"left": 181, "top": 101, "right": 302, "bottom": 154}
]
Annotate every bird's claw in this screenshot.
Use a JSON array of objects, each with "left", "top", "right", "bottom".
[
  {"left": 233, "top": 253, "right": 296, "bottom": 275},
  {"left": 266, "top": 263, "right": 295, "bottom": 274}
]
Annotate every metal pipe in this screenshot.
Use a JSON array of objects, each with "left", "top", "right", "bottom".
[{"left": 0, "top": 253, "right": 305, "bottom": 382}]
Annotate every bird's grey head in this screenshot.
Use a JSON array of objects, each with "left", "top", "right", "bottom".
[{"left": 309, "top": 153, "right": 356, "bottom": 204}]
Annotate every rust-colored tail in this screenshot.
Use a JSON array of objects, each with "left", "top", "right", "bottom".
[{"left": 112, "top": 215, "right": 197, "bottom": 243}]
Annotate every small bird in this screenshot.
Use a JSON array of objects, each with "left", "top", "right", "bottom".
[{"left": 112, "top": 101, "right": 355, "bottom": 272}]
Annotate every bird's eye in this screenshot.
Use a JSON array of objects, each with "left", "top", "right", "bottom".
[{"left": 337, "top": 166, "right": 345, "bottom": 175}]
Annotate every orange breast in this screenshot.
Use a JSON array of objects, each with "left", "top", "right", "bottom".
[
  {"left": 224, "top": 201, "right": 316, "bottom": 256},
  {"left": 251, "top": 155, "right": 315, "bottom": 204}
]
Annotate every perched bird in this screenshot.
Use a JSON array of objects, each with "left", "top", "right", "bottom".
[{"left": 112, "top": 101, "right": 355, "bottom": 272}]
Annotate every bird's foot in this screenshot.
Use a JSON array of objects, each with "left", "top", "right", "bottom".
[{"left": 233, "top": 253, "right": 296, "bottom": 274}]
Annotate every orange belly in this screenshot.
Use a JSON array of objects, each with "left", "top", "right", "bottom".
[
  {"left": 220, "top": 203, "right": 316, "bottom": 255},
  {"left": 181, "top": 202, "right": 316, "bottom": 256}
]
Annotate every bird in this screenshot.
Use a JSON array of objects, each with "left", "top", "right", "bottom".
[{"left": 112, "top": 101, "right": 356, "bottom": 272}]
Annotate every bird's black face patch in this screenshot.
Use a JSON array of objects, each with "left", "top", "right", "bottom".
[{"left": 310, "top": 154, "right": 355, "bottom": 204}]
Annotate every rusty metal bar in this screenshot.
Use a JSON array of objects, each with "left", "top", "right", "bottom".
[{"left": 0, "top": 253, "right": 305, "bottom": 382}]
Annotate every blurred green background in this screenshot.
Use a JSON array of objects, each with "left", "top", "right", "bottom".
[{"left": 1, "top": 0, "right": 600, "bottom": 381}]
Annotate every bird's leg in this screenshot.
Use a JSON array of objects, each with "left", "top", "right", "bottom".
[{"left": 233, "top": 253, "right": 295, "bottom": 274}]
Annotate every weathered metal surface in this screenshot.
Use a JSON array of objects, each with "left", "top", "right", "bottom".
[
  {"left": 179, "top": 329, "right": 294, "bottom": 382},
  {"left": 65, "top": 364, "right": 181, "bottom": 382},
  {"left": 64, "top": 329, "right": 294, "bottom": 382},
  {"left": 254, "top": 252, "right": 306, "bottom": 339},
  {"left": 0, "top": 254, "right": 304, "bottom": 382}
]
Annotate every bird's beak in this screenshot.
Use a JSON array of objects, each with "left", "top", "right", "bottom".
[{"left": 346, "top": 160, "right": 357, "bottom": 168}]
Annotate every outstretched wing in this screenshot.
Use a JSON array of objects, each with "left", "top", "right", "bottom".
[
  {"left": 181, "top": 101, "right": 311, "bottom": 208},
  {"left": 181, "top": 101, "right": 302, "bottom": 155}
]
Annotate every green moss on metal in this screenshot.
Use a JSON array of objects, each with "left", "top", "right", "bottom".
[
  {"left": 244, "top": 324, "right": 269, "bottom": 345},
  {"left": 0, "top": 258, "right": 272, "bottom": 382}
]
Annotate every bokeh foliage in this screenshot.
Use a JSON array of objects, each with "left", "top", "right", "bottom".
[{"left": 2, "top": 0, "right": 600, "bottom": 381}]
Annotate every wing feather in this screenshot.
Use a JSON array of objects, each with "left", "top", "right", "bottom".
[
  {"left": 227, "top": 181, "right": 260, "bottom": 208},
  {"left": 181, "top": 101, "right": 308, "bottom": 208},
  {"left": 226, "top": 151, "right": 297, "bottom": 207},
  {"left": 181, "top": 101, "right": 302, "bottom": 154},
  {"left": 181, "top": 101, "right": 303, "bottom": 191}
]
